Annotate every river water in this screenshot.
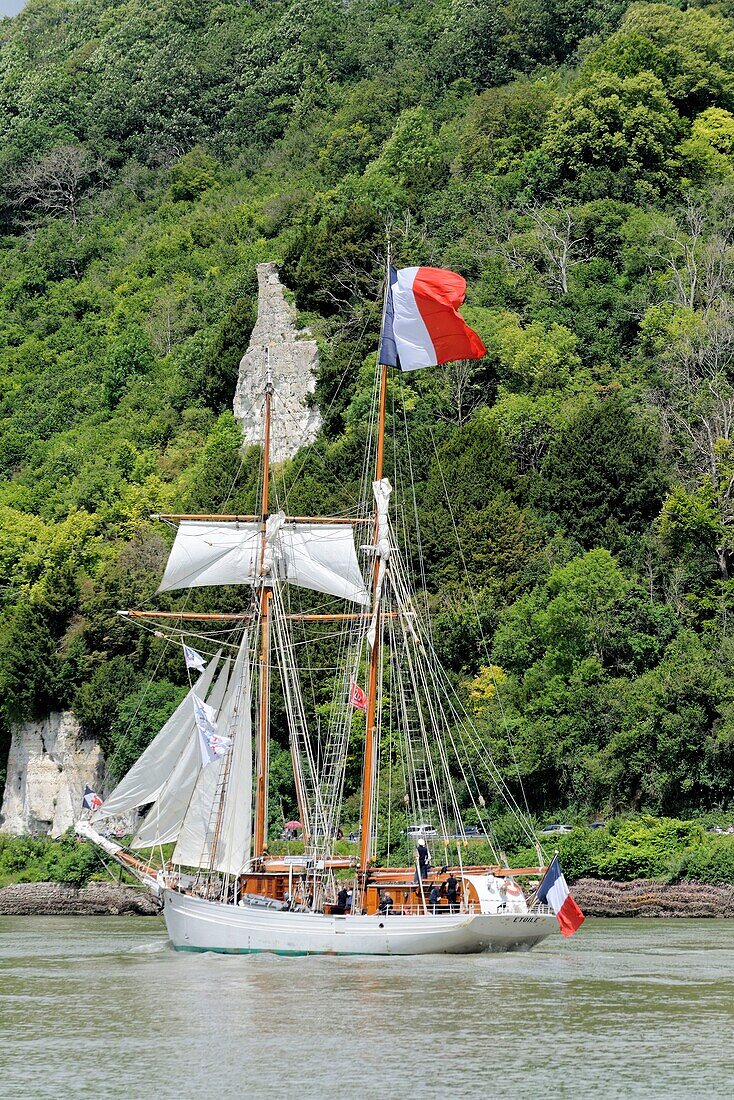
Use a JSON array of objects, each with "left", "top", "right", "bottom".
[{"left": 1, "top": 916, "right": 732, "bottom": 1099}]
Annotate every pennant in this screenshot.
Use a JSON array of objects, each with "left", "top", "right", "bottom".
[
  {"left": 82, "top": 785, "right": 103, "bottom": 811},
  {"left": 349, "top": 680, "right": 368, "bottom": 712},
  {"left": 537, "top": 854, "right": 585, "bottom": 936},
  {"left": 183, "top": 644, "right": 206, "bottom": 673},
  {"left": 192, "top": 693, "right": 231, "bottom": 766},
  {"left": 379, "top": 266, "right": 486, "bottom": 371}
]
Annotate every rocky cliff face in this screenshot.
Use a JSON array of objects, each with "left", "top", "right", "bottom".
[
  {"left": 0, "top": 711, "right": 105, "bottom": 837},
  {"left": 233, "top": 262, "right": 321, "bottom": 463}
]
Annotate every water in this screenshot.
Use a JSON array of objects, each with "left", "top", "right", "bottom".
[{"left": 1, "top": 917, "right": 732, "bottom": 1099}]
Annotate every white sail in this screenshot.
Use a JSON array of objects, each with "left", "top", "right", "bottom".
[
  {"left": 157, "top": 516, "right": 368, "bottom": 605},
  {"left": 172, "top": 632, "right": 252, "bottom": 875},
  {"left": 131, "top": 656, "right": 231, "bottom": 848},
  {"left": 95, "top": 651, "right": 222, "bottom": 819}
]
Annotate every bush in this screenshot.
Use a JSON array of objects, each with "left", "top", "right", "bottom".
[{"left": 674, "top": 837, "right": 734, "bottom": 885}]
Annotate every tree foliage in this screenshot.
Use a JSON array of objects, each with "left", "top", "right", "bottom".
[{"left": 2, "top": 0, "right": 734, "bottom": 827}]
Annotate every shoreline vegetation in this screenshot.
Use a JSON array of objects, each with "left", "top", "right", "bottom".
[{"left": 2, "top": 815, "right": 734, "bottom": 917}]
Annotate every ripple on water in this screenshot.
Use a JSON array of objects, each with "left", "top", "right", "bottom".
[{"left": 0, "top": 917, "right": 733, "bottom": 1099}]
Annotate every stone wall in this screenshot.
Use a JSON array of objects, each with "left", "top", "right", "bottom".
[
  {"left": 233, "top": 262, "right": 321, "bottom": 463},
  {"left": 571, "top": 877, "right": 734, "bottom": 918},
  {"left": 0, "top": 881, "right": 159, "bottom": 916},
  {"left": 0, "top": 711, "right": 105, "bottom": 837}
]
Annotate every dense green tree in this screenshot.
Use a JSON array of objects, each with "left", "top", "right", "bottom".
[{"left": 536, "top": 395, "right": 668, "bottom": 550}]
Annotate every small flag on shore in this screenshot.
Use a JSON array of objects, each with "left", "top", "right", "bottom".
[
  {"left": 183, "top": 643, "right": 206, "bottom": 673},
  {"left": 82, "top": 785, "right": 103, "bottom": 811},
  {"left": 193, "top": 694, "right": 231, "bottom": 765},
  {"left": 537, "top": 854, "right": 585, "bottom": 936},
  {"left": 379, "top": 266, "right": 486, "bottom": 372},
  {"left": 349, "top": 680, "right": 368, "bottom": 712}
]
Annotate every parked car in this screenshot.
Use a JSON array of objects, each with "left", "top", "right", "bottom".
[
  {"left": 588, "top": 821, "right": 607, "bottom": 830},
  {"left": 407, "top": 823, "right": 438, "bottom": 838},
  {"left": 540, "top": 823, "right": 572, "bottom": 834},
  {"left": 460, "top": 825, "right": 482, "bottom": 837}
]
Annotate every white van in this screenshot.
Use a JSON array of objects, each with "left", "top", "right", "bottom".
[{"left": 406, "top": 823, "right": 438, "bottom": 838}]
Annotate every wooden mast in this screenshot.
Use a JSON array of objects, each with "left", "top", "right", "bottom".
[
  {"left": 358, "top": 362, "right": 388, "bottom": 873},
  {"left": 358, "top": 245, "right": 392, "bottom": 874},
  {"left": 253, "top": 358, "right": 274, "bottom": 859}
]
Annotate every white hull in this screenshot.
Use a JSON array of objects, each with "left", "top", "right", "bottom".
[{"left": 162, "top": 888, "right": 558, "bottom": 956}]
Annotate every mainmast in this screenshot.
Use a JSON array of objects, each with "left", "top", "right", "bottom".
[
  {"left": 253, "top": 356, "right": 273, "bottom": 859},
  {"left": 358, "top": 364, "right": 388, "bottom": 873},
  {"left": 358, "top": 250, "right": 392, "bottom": 874}
]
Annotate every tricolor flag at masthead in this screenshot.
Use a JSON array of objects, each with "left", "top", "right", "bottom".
[
  {"left": 379, "top": 266, "right": 486, "bottom": 372},
  {"left": 537, "top": 854, "right": 585, "bottom": 937}
]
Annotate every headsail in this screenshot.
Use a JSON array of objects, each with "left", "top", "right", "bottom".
[
  {"left": 131, "top": 655, "right": 231, "bottom": 848},
  {"left": 157, "top": 516, "right": 368, "bottom": 605},
  {"left": 94, "top": 650, "right": 222, "bottom": 819},
  {"left": 172, "top": 631, "right": 253, "bottom": 875}
]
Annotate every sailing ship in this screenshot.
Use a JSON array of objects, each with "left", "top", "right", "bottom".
[{"left": 77, "top": 261, "right": 560, "bottom": 955}]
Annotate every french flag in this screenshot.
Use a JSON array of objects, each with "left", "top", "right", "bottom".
[
  {"left": 379, "top": 266, "right": 486, "bottom": 371},
  {"left": 537, "top": 855, "right": 585, "bottom": 937}
]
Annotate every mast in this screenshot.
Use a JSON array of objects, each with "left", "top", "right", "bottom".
[
  {"left": 358, "top": 363, "right": 388, "bottom": 872},
  {"left": 358, "top": 247, "right": 392, "bottom": 873},
  {"left": 253, "top": 354, "right": 274, "bottom": 859}
]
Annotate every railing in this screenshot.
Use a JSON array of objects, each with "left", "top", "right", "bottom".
[{"left": 384, "top": 903, "right": 478, "bottom": 916}]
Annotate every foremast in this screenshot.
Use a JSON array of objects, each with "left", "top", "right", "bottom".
[{"left": 253, "top": 362, "right": 273, "bottom": 859}]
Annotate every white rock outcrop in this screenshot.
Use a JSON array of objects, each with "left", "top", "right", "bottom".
[
  {"left": 233, "top": 262, "right": 321, "bottom": 462},
  {"left": 0, "top": 711, "right": 105, "bottom": 838}
]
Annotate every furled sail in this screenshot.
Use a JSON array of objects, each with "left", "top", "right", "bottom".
[
  {"left": 131, "top": 656, "right": 231, "bottom": 848},
  {"left": 94, "top": 651, "right": 222, "bottom": 819},
  {"left": 172, "top": 632, "right": 253, "bottom": 875},
  {"left": 157, "top": 515, "right": 369, "bottom": 604}
]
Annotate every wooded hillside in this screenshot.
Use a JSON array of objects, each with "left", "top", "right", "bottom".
[{"left": 2, "top": 0, "right": 734, "bottom": 824}]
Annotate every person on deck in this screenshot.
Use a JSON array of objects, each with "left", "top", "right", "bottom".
[
  {"left": 335, "top": 886, "right": 348, "bottom": 914},
  {"left": 428, "top": 883, "right": 440, "bottom": 913},
  {"left": 414, "top": 841, "right": 431, "bottom": 882},
  {"left": 446, "top": 872, "right": 458, "bottom": 911},
  {"left": 378, "top": 891, "right": 394, "bottom": 914}
]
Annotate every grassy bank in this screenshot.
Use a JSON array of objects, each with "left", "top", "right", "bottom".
[{"left": 3, "top": 815, "right": 733, "bottom": 890}]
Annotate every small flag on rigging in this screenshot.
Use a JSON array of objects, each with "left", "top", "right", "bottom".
[
  {"left": 183, "top": 643, "right": 206, "bottom": 673},
  {"left": 379, "top": 266, "right": 486, "bottom": 372},
  {"left": 82, "top": 785, "right": 103, "bottom": 811},
  {"left": 349, "top": 680, "right": 368, "bottom": 712},
  {"left": 193, "top": 694, "right": 232, "bottom": 766},
  {"left": 536, "top": 854, "right": 585, "bottom": 937}
]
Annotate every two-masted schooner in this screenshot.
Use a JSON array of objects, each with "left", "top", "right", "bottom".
[{"left": 77, "top": 262, "right": 560, "bottom": 954}]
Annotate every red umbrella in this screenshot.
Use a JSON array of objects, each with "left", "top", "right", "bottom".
[{"left": 284, "top": 820, "right": 303, "bottom": 830}]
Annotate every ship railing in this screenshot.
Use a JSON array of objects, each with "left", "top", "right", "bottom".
[
  {"left": 528, "top": 903, "right": 554, "bottom": 916},
  {"left": 387, "top": 903, "right": 479, "bottom": 916}
]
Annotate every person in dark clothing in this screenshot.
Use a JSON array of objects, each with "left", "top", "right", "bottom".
[
  {"left": 378, "top": 891, "right": 394, "bottom": 914},
  {"left": 428, "top": 883, "right": 440, "bottom": 913},
  {"left": 446, "top": 872, "right": 458, "bottom": 910},
  {"left": 335, "top": 886, "right": 348, "bottom": 914}
]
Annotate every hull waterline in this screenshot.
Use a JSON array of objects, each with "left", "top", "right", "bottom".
[{"left": 162, "top": 888, "right": 558, "bottom": 956}]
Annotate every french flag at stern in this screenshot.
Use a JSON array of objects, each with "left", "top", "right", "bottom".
[
  {"left": 379, "top": 266, "right": 486, "bottom": 371},
  {"left": 537, "top": 854, "right": 585, "bottom": 937}
]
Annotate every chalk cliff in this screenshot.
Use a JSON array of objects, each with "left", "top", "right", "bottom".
[
  {"left": 0, "top": 711, "right": 105, "bottom": 837},
  {"left": 233, "top": 262, "right": 321, "bottom": 462}
]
